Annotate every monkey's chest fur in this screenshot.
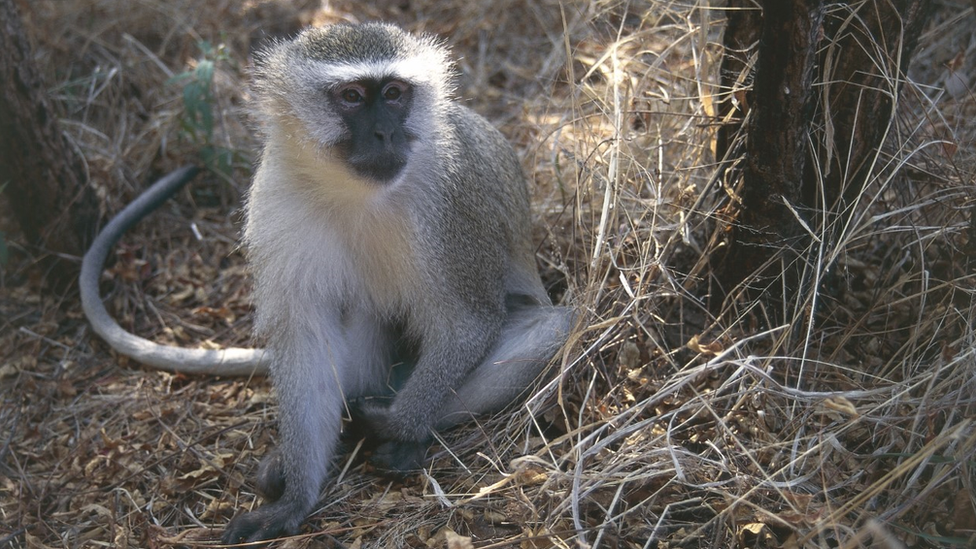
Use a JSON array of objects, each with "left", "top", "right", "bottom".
[{"left": 244, "top": 134, "right": 428, "bottom": 337}]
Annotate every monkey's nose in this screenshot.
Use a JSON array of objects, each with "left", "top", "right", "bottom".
[{"left": 374, "top": 125, "right": 395, "bottom": 145}]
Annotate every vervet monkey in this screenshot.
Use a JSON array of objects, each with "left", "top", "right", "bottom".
[{"left": 78, "top": 22, "right": 573, "bottom": 545}]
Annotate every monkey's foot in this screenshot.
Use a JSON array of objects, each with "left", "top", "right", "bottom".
[
  {"left": 348, "top": 396, "right": 398, "bottom": 440},
  {"left": 222, "top": 500, "right": 306, "bottom": 546},
  {"left": 348, "top": 397, "right": 430, "bottom": 474}
]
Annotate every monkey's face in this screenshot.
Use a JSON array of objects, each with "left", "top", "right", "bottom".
[
  {"left": 251, "top": 23, "right": 455, "bottom": 186},
  {"left": 329, "top": 78, "right": 416, "bottom": 183}
]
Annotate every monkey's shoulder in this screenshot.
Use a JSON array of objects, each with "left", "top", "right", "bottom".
[
  {"left": 443, "top": 105, "right": 523, "bottom": 175},
  {"left": 429, "top": 104, "right": 531, "bottom": 214}
]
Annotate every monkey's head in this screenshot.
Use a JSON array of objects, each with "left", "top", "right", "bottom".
[{"left": 252, "top": 23, "right": 456, "bottom": 183}]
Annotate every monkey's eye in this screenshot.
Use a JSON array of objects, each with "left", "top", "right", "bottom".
[
  {"left": 339, "top": 88, "right": 364, "bottom": 104},
  {"left": 383, "top": 85, "right": 402, "bottom": 101}
]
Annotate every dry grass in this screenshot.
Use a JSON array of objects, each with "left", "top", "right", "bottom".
[{"left": 2, "top": 0, "right": 975, "bottom": 548}]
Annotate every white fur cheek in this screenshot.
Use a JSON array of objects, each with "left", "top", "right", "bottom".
[
  {"left": 404, "top": 105, "right": 435, "bottom": 141},
  {"left": 276, "top": 70, "right": 348, "bottom": 148},
  {"left": 292, "top": 101, "right": 347, "bottom": 148},
  {"left": 402, "top": 90, "right": 446, "bottom": 157}
]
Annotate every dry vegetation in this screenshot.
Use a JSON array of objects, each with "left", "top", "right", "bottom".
[{"left": 2, "top": 0, "right": 975, "bottom": 548}]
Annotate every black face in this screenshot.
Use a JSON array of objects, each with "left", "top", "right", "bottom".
[{"left": 330, "top": 78, "right": 414, "bottom": 182}]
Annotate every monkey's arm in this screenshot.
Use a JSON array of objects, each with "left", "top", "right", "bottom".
[
  {"left": 354, "top": 302, "right": 575, "bottom": 475},
  {"left": 79, "top": 166, "right": 269, "bottom": 376},
  {"left": 222, "top": 331, "right": 337, "bottom": 544},
  {"left": 356, "top": 308, "right": 502, "bottom": 442}
]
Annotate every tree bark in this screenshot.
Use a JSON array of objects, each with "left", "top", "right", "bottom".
[
  {"left": 738, "top": 0, "right": 824, "bottom": 236},
  {"left": 0, "top": 0, "right": 98, "bottom": 286},
  {"left": 807, "top": 0, "right": 934, "bottom": 209},
  {"left": 715, "top": 0, "right": 761, "bottom": 168},
  {"left": 716, "top": 0, "right": 825, "bottom": 304},
  {"left": 714, "top": 0, "right": 934, "bottom": 311}
]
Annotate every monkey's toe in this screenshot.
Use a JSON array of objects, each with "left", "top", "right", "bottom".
[{"left": 255, "top": 450, "right": 286, "bottom": 501}]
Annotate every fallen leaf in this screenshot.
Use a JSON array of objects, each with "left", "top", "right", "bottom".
[
  {"left": 822, "top": 396, "right": 858, "bottom": 418},
  {"left": 687, "top": 334, "right": 723, "bottom": 355}
]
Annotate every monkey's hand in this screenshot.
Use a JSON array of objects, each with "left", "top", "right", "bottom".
[
  {"left": 371, "top": 440, "right": 428, "bottom": 477},
  {"left": 222, "top": 500, "right": 305, "bottom": 546},
  {"left": 349, "top": 398, "right": 429, "bottom": 474}
]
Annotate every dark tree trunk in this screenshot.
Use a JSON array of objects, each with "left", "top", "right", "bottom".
[
  {"left": 739, "top": 0, "right": 824, "bottom": 236},
  {"left": 714, "top": 0, "right": 934, "bottom": 314},
  {"left": 715, "top": 0, "right": 825, "bottom": 305},
  {"left": 0, "top": 0, "right": 98, "bottom": 286}
]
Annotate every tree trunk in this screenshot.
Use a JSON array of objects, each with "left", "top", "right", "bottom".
[
  {"left": 715, "top": 0, "right": 825, "bottom": 306},
  {"left": 714, "top": 0, "right": 934, "bottom": 313},
  {"left": 0, "top": 0, "right": 98, "bottom": 286},
  {"left": 715, "top": 0, "right": 761, "bottom": 169}
]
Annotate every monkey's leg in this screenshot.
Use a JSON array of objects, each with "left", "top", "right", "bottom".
[
  {"left": 437, "top": 304, "right": 575, "bottom": 428},
  {"left": 223, "top": 312, "right": 393, "bottom": 544}
]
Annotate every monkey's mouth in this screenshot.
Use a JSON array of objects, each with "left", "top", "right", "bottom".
[
  {"left": 346, "top": 153, "right": 408, "bottom": 183},
  {"left": 333, "top": 140, "right": 409, "bottom": 183}
]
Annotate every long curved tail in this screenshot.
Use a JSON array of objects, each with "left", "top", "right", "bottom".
[{"left": 79, "top": 166, "right": 270, "bottom": 376}]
